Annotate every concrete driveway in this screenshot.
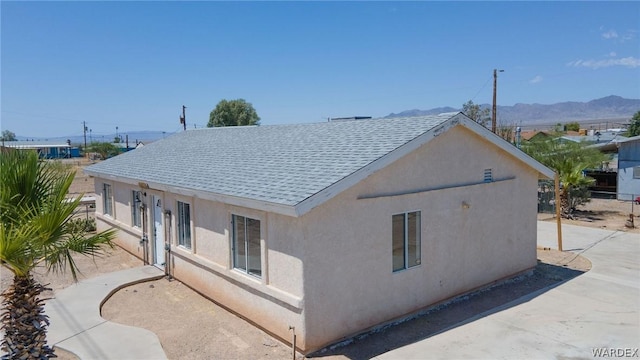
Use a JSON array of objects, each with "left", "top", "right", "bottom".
[{"left": 375, "top": 222, "right": 640, "bottom": 359}]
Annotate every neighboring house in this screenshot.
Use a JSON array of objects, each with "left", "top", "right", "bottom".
[
  {"left": 113, "top": 142, "right": 136, "bottom": 153},
  {"left": 560, "top": 131, "right": 627, "bottom": 145},
  {"left": 616, "top": 135, "right": 640, "bottom": 201},
  {"left": 1, "top": 140, "right": 73, "bottom": 158},
  {"left": 520, "top": 130, "right": 551, "bottom": 142},
  {"left": 85, "top": 113, "right": 554, "bottom": 353}
]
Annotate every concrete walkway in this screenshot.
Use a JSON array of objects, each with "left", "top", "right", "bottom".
[
  {"left": 376, "top": 222, "right": 640, "bottom": 359},
  {"left": 45, "top": 266, "right": 166, "bottom": 360}
]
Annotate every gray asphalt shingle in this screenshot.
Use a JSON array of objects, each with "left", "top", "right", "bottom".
[{"left": 85, "top": 113, "right": 457, "bottom": 206}]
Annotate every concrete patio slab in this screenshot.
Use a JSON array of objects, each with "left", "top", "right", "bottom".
[{"left": 45, "top": 265, "right": 166, "bottom": 359}]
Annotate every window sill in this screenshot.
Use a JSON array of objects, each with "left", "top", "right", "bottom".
[
  {"left": 392, "top": 264, "right": 421, "bottom": 274},
  {"left": 232, "top": 268, "right": 262, "bottom": 281},
  {"left": 177, "top": 244, "right": 192, "bottom": 252}
]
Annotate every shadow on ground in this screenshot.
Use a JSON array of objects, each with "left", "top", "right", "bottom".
[
  {"left": 572, "top": 209, "right": 620, "bottom": 221},
  {"left": 309, "top": 262, "right": 586, "bottom": 360}
]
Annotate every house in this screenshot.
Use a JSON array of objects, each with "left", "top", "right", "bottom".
[
  {"left": 520, "top": 130, "right": 551, "bottom": 142},
  {"left": 616, "top": 135, "right": 640, "bottom": 201},
  {"left": 1, "top": 140, "right": 73, "bottom": 158},
  {"left": 560, "top": 130, "right": 627, "bottom": 145},
  {"left": 85, "top": 113, "right": 554, "bottom": 353}
]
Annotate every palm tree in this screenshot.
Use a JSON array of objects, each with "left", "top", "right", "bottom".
[
  {"left": 522, "top": 138, "right": 605, "bottom": 218},
  {"left": 0, "top": 150, "right": 116, "bottom": 358}
]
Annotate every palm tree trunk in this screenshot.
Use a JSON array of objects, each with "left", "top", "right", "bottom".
[
  {"left": 560, "top": 187, "right": 573, "bottom": 219},
  {"left": 1, "top": 275, "right": 55, "bottom": 359}
]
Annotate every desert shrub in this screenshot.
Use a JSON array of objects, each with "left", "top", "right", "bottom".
[{"left": 68, "top": 218, "right": 97, "bottom": 234}]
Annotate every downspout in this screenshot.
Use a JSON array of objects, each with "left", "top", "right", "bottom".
[
  {"left": 139, "top": 203, "right": 149, "bottom": 265},
  {"left": 164, "top": 210, "right": 173, "bottom": 279}
]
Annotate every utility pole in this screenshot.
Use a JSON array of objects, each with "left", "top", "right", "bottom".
[
  {"left": 83, "top": 121, "right": 87, "bottom": 152},
  {"left": 492, "top": 69, "right": 504, "bottom": 133},
  {"left": 179, "top": 105, "right": 187, "bottom": 131}
]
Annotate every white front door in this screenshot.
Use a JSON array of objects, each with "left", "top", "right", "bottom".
[{"left": 153, "top": 195, "right": 165, "bottom": 267}]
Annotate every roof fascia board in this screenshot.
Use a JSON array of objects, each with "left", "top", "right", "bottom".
[
  {"left": 458, "top": 117, "right": 556, "bottom": 180},
  {"left": 84, "top": 170, "right": 299, "bottom": 217},
  {"left": 294, "top": 113, "right": 466, "bottom": 216}
]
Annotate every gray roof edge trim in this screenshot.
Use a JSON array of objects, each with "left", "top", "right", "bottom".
[
  {"left": 458, "top": 116, "right": 556, "bottom": 180},
  {"left": 85, "top": 171, "right": 299, "bottom": 217},
  {"left": 617, "top": 135, "right": 640, "bottom": 144},
  {"left": 294, "top": 114, "right": 462, "bottom": 216}
]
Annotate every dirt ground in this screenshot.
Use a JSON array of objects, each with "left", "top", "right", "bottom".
[
  {"left": 538, "top": 197, "right": 640, "bottom": 234},
  {"left": 62, "top": 157, "right": 97, "bottom": 197},
  {"left": 1, "top": 161, "right": 634, "bottom": 359}
]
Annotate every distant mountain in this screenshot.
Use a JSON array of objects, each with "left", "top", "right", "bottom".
[
  {"left": 386, "top": 106, "right": 458, "bottom": 118},
  {"left": 385, "top": 95, "right": 640, "bottom": 124}
]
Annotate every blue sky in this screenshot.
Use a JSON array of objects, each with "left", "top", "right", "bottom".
[{"left": 1, "top": 1, "right": 639, "bottom": 139}]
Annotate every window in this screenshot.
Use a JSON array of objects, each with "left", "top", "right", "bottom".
[
  {"left": 484, "top": 168, "right": 493, "bottom": 183},
  {"left": 392, "top": 211, "right": 421, "bottom": 272},
  {"left": 232, "top": 215, "right": 261, "bottom": 278},
  {"left": 131, "top": 191, "right": 142, "bottom": 228},
  {"left": 177, "top": 201, "right": 191, "bottom": 249},
  {"left": 103, "top": 183, "right": 113, "bottom": 216},
  {"left": 634, "top": 166, "right": 640, "bottom": 179}
]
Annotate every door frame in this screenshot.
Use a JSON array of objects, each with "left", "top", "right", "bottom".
[{"left": 152, "top": 195, "right": 165, "bottom": 268}]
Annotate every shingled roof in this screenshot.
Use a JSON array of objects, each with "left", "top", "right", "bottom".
[{"left": 85, "top": 113, "right": 553, "bottom": 216}]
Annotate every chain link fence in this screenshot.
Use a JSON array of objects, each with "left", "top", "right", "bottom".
[{"left": 537, "top": 180, "right": 639, "bottom": 219}]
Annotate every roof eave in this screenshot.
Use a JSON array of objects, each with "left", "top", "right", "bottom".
[{"left": 84, "top": 169, "right": 300, "bottom": 217}]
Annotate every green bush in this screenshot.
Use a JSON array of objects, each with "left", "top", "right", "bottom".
[{"left": 68, "top": 218, "right": 97, "bottom": 234}]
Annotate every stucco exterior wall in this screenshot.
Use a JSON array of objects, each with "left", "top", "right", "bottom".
[
  {"left": 617, "top": 139, "right": 640, "bottom": 201},
  {"left": 93, "top": 179, "right": 308, "bottom": 349},
  {"left": 299, "top": 125, "right": 539, "bottom": 351},
  {"left": 165, "top": 197, "right": 307, "bottom": 347},
  {"left": 94, "top": 180, "right": 146, "bottom": 260}
]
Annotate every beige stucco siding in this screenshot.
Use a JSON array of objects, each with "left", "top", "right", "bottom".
[
  {"left": 93, "top": 180, "right": 308, "bottom": 349},
  {"left": 94, "top": 180, "right": 146, "bottom": 259},
  {"left": 300, "top": 125, "right": 539, "bottom": 350},
  {"left": 166, "top": 200, "right": 307, "bottom": 349}
]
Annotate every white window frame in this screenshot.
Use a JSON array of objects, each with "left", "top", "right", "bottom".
[
  {"left": 231, "top": 214, "right": 262, "bottom": 278},
  {"left": 176, "top": 201, "right": 191, "bottom": 250},
  {"left": 392, "top": 210, "right": 421, "bottom": 272},
  {"left": 131, "top": 190, "right": 142, "bottom": 228},
  {"left": 103, "top": 183, "right": 113, "bottom": 217}
]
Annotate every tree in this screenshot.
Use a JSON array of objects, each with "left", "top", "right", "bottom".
[
  {"left": 629, "top": 111, "right": 640, "bottom": 137},
  {"left": 461, "top": 100, "right": 490, "bottom": 127},
  {"left": 522, "top": 138, "right": 607, "bottom": 218},
  {"left": 1, "top": 130, "right": 17, "bottom": 141},
  {"left": 564, "top": 122, "right": 580, "bottom": 132},
  {"left": 208, "top": 99, "right": 260, "bottom": 127},
  {"left": 553, "top": 123, "right": 564, "bottom": 133},
  {"left": 0, "top": 151, "right": 116, "bottom": 358},
  {"left": 88, "top": 141, "right": 120, "bottom": 160}
]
